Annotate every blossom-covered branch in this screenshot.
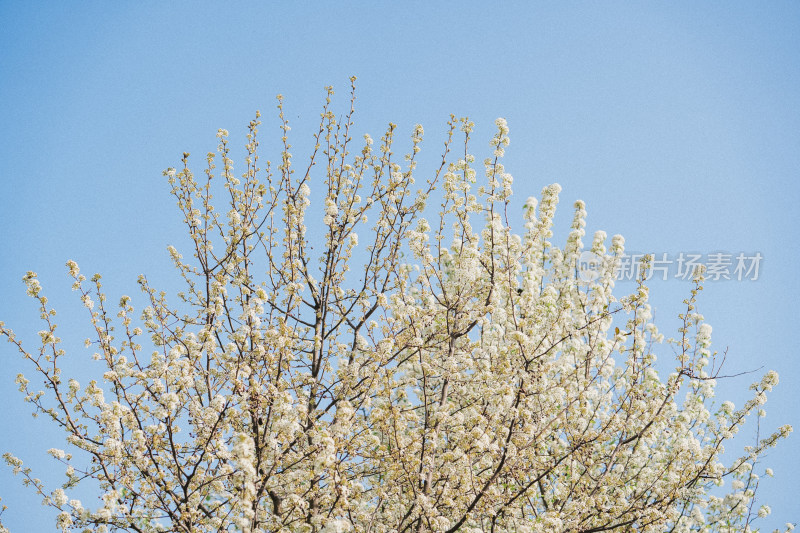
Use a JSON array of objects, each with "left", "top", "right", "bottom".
[{"left": 0, "top": 80, "right": 793, "bottom": 533}]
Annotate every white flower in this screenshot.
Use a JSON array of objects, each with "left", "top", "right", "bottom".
[
  {"left": 47, "top": 448, "right": 66, "bottom": 460},
  {"left": 757, "top": 504, "right": 771, "bottom": 518},
  {"left": 52, "top": 488, "right": 67, "bottom": 507},
  {"left": 761, "top": 370, "right": 779, "bottom": 391},
  {"left": 81, "top": 294, "right": 94, "bottom": 310},
  {"left": 322, "top": 518, "right": 350, "bottom": 533},
  {"left": 162, "top": 392, "right": 179, "bottom": 412},
  {"left": 611, "top": 234, "right": 625, "bottom": 254},
  {"left": 65, "top": 260, "right": 79, "bottom": 277},
  {"left": 696, "top": 324, "right": 712, "bottom": 346},
  {"left": 325, "top": 197, "right": 338, "bottom": 217},
  {"left": 324, "top": 197, "right": 339, "bottom": 226},
  {"left": 232, "top": 432, "right": 257, "bottom": 482},
  {"left": 56, "top": 511, "right": 72, "bottom": 530}
]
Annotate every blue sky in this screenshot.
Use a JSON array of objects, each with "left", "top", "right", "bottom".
[{"left": 1, "top": 2, "right": 798, "bottom": 530}]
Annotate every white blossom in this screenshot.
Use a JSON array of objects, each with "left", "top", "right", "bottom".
[{"left": 0, "top": 91, "right": 791, "bottom": 533}]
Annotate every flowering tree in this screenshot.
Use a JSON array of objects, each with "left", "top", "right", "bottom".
[{"left": 0, "top": 81, "right": 793, "bottom": 533}]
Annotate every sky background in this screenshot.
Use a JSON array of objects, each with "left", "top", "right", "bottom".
[{"left": 0, "top": 2, "right": 798, "bottom": 530}]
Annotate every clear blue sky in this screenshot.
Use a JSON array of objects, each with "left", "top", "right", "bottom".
[{"left": 1, "top": 2, "right": 798, "bottom": 530}]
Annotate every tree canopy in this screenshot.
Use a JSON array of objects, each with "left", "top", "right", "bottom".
[{"left": 0, "top": 82, "right": 792, "bottom": 533}]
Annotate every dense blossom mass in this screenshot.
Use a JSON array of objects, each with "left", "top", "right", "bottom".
[{"left": 0, "top": 80, "right": 793, "bottom": 532}]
